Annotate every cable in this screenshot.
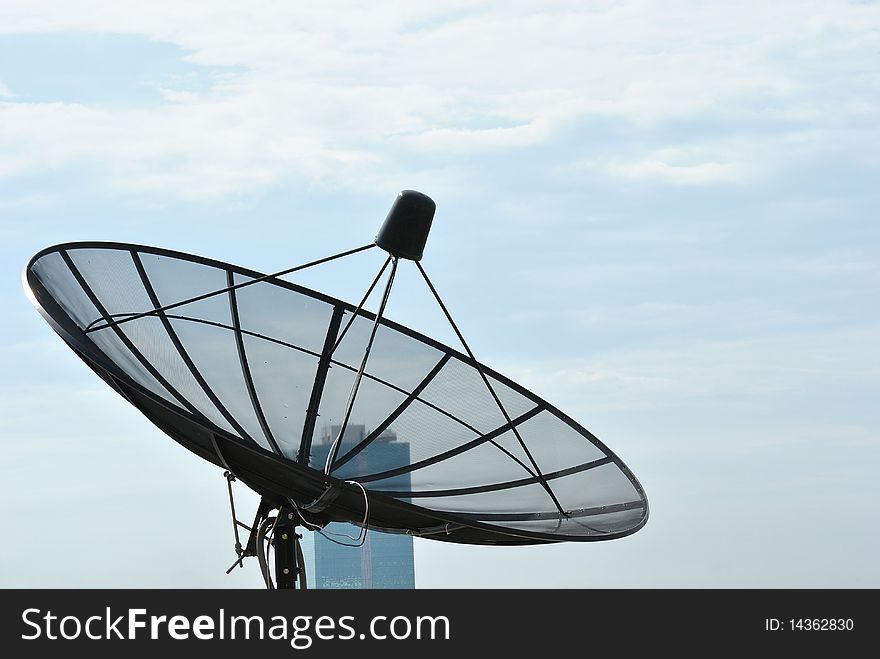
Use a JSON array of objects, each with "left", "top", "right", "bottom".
[
  {"left": 329, "top": 255, "right": 392, "bottom": 357},
  {"left": 323, "top": 257, "right": 399, "bottom": 475},
  {"left": 288, "top": 479, "right": 370, "bottom": 548},
  {"left": 343, "top": 480, "right": 371, "bottom": 545},
  {"left": 256, "top": 515, "right": 278, "bottom": 589},
  {"left": 295, "top": 535, "right": 307, "bottom": 590}
]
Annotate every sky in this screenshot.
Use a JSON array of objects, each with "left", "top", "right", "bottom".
[{"left": 1, "top": 0, "right": 878, "bottom": 588}]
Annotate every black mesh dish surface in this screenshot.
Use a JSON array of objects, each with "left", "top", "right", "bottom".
[{"left": 25, "top": 243, "right": 648, "bottom": 545}]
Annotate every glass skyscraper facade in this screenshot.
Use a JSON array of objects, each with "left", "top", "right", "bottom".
[{"left": 304, "top": 424, "right": 415, "bottom": 589}]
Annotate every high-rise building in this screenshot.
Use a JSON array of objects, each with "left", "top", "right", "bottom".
[{"left": 304, "top": 424, "right": 415, "bottom": 589}]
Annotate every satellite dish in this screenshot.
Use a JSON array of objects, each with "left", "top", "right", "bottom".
[{"left": 24, "top": 190, "right": 648, "bottom": 588}]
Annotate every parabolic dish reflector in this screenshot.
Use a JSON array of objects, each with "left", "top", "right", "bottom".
[{"left": 25, "top": 241, "right": 647, "bottom": 545}]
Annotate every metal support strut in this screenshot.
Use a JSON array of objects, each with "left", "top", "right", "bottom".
[
  {"left": 415, "top": 262, "right": 569, "bottom": 518},
  {"left": 323, "top": 256, "right": 399, "bottom": 475},
  {"left": 224, "top": 471, "right": 245, "bottom": 569},
  {"left": 226, "top": 497, "right": 310, "bottom": 589}
]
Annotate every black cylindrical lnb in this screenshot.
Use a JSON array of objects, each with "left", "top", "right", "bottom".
[{"left": 374, "top": 190, "right": 436, "bottom": 261}]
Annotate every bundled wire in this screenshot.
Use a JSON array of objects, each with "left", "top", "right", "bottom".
[{"left": 289, "top": 479, "right": 371, "bottom": 548}]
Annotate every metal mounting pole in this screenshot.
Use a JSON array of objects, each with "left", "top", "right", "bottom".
[{"left": 273, "top": 508, "right": 306, "bottom": 589}]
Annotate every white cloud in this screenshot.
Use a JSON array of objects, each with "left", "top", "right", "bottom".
[
  {"left": 0, "top": 1, "right": 877, "bottom": 196},
  {"left": 497, "top": 323, "right": 880, "bottom": 416},
  {"left": 558, "top": 133, "right": 806, "bottom": 185},
  {"left": 605, "top": 158, "right": 745, "bottom": 185}
]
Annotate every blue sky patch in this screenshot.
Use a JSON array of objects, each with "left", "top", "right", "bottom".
[{"left": 0, "top": 32, "right": 233, "bottom": 106}]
